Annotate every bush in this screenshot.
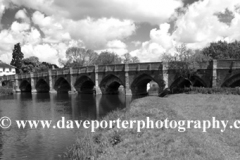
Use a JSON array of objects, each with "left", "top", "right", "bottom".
[
  {"left": 181, "top": 87, "right": 240, "bottom": 95},
  {"left": 64, "top": 131, "right": 96, "bottom": 160}
]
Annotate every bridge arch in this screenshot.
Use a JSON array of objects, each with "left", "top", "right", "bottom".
[
  {"left": 100, "top": 74, "right": 124, "bottom": 95},
  {"left": 54, "top": 77, "right": 71, "bottom": 93},
  {"left": 222, "top": 74, "right": 240, "bottom": 87},
  {"left": 75, "top": 75, "right": 95, "bottom": 94},
  {"left": 36, "top": 79, "right": 50, "bottom": 93},
  {"left": 19, "top": 80, "right": 32, "bottom": 92},
  {"left": 131, "top": 74, "right": 164, "bottom": 95},
  {"left": 170, "top": 75, "right": 207, "bottom": 93}
]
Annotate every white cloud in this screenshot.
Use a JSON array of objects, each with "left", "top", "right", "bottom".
[
  {"left": 32, "top": 11, "right": 136, "bottom": 49},
  {"left": 0, "top": 16, "right": 67, "bottom": 65},
  {"left": 0, "top": 8, "right": 136, "bottom": 65},
  {"left": 150, "top": 23, "right": 174, "bottom": 50},
  {"left": 9, "top": 0, "right": 56, "bottom": 15},
  {"left": 11, "top": 21, "right": 30, "bottom": 32},
  {"left": 96, "top": 40, "right": 128, "bottom": 57},
  {"left": 131, "top": 0, "right": 240, "bottom": 62},
  {"left": 2, "top": 0, "right": 240, "bottom": 65},
  {"left": 9, "top": 0, "right": 183, "bottom": 25},
  {"left": 107, "top": 40, "right": 127, "bottom": 49},
  {"left": 57, "top": 0, "right": 183, "bottom": 24},
  {"left": 0, "top": 0, "right": 182, "bottom": 64},
  {"left": 0, "top": 53, "right": 10, "bottom": 63},
  {"left": 173, "top": 0, "right": 240, "bottom": 49},
  {"left": 130, "top": 41, "right": 165, "bottom": 62},
  {"left": 131, "top": 41, "right": 141, "bottom": 47},
  {"left": 65, "top": 17, "right": 135, "bottom": 49},
  {"left": 23, "top": 44, "right": 58, "bottom": 64},
  {"left": 15, "top": 9, "right": 30, "bottom": 23},
  {"left": 32, "top": 11, "right": 71, "bottom": 43},
  {"left": 130, "top": 23, "right": 175, "bottom": 62}
]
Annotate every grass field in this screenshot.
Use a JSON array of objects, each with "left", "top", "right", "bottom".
[{"left": 66, "top": 94, "right": 240, "bottom": 160}]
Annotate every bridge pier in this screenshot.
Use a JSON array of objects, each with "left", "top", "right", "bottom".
[
  {"left": 48, "top": 70, "right": 57, "bottom": 93},
  {"left": 30, "top": 73, "right": 37, "bottom": 93},
  {"left": 69, "top": 68, "right": 77, "bottom": 94},
  {"left": 125, "top": 64, "right": 132, "bottom": 96},
  {"left": 163, "top": 62, "right": 169, "bottom": 89},
  {"left": 212, "top": 59, "right": 217, "bottom": 87},
  {"left": 95, "top": 65, "right": 102, "bottom": 95},
  {"left": 14, "top": 75, "right": 20, "bottom": 92}
]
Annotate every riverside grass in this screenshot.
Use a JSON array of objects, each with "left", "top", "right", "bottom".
[{"left": 65, "top": 94, "right": 240, "bottom": 160}]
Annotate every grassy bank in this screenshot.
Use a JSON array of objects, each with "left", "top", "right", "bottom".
[
  {"left": 65, "top": 94, "right": 240, "bottom": 160},
  {"left": 0, "top": 86, "right": 13, "bottom": 95}
]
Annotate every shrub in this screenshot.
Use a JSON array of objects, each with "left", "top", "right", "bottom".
[
  {"left": 64, "top": 131, "right": 96, "bottom": 160},
  {"left": 181, "top": 87, "right": 240, "bottom": 95}
]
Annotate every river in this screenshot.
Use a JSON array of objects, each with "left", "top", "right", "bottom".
[{"left": 0, "top": 93, "right": 132, "bottom": 160}]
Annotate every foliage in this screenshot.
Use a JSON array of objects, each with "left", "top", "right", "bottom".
[
  {"left": 64, "top": 131, "right": 96, "bottom": 160},
  {"left": 59, "top": 47, "right": 140, "bottom": 67},
  {"left": 202, "top": 40, "right": 240, "bottom": 59},
  {"left": 181, "top": 87, "right": 240, "bottom": 95},
  {"left": 41, "top": 62, "right": 59, "bottom": 70},
  {"left": 21, "top": 56, "right": 41, "bottom": 73},
  {"left": 95, "top": 51, "right": 122, "bottom": 65},
  {"left": 59, "top": 47, "right": 98, "bottom": 68},
  {"left": 122, "top": 53, "right": 140, "bottom": 63},
  {"left": 162, "top": 44, "right": 211, "bottom": 87},
  {"left": 21, "top": 56, "right": 59, "bottom": 73},
  {"left": 10, "top": 43, "right": 24, "bottom": 73}
]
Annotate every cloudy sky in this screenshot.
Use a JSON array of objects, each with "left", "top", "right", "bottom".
[{"left": 0, "top": 0, "right": 239, "bottom": 65}]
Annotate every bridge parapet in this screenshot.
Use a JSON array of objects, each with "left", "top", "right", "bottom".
[
  {"left": 0, "top": 74, "right": 15, "bottom": 81},
  {"left": 0, "top": 63, "right": 164, "bottom": 82},
  {"left": 3, "top": 60, "right": 240, "bottom": 95},
  {"left": 33, "top": 72, "right": 48, "bottom": 77},
  {"left": 217, "top": 60, "right": 240, "bottom": 69},
  {"left": 18, "top": 73, "right": 30, "bottom": 79}
]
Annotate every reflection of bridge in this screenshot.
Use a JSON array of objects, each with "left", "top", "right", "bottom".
[{"left": 1, "top": 60, "right": 240, "bottom": 95}]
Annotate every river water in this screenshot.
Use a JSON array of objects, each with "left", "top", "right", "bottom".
[{"left": 0, "top": 93, "right": 132, "bottom": 160}]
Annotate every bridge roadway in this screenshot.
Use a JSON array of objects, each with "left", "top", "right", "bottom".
[{"left": 1, "top": 60, "right": 240, "bottom": 95}]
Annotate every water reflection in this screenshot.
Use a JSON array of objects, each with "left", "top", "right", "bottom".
[{"left": 0, "top": 93, "right": 132, "bottom": 160}]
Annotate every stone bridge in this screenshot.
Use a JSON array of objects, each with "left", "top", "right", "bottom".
[{"left": 1, "top": 60, "right": 240, "bottom": 95}]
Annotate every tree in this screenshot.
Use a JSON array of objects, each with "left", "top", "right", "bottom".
[
  {"left": 202, "top": 40, "right": 240, "bottom": 59},
  {"left": 41, "top": 62, "right": 59, "bottom": 70},
  {"left": 21, "top": 56, "right": 59, "bottom": 73},
  {"left": 95, "top": 51, "right": 122, "bottom": 65},
  {"left": 21, "top": 56, "right": 41, "bottom": 73},
  {"left": 10, "top": 43, "right": 24, "bottom": 73},
  {"left": 122, "top": 53, "right": 140, "bottom": 63},
  {"left": 162, "top": 44, "right": 210, "bottom": 91},
  {"left": 59, "top": 47, "right": 98, "bottom": 68}
]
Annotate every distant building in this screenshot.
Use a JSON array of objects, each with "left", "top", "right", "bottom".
[{"left": 0, "top": 62, "right": 16, "bottom": 76}]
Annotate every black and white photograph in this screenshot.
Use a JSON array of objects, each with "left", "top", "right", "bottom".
[{"left": 1, "top": 0, "right": 240, "bottom": 159}]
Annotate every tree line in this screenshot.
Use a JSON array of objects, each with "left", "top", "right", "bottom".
[
  {"left": 10, "top": 43, "right": 59, "bottom": 74},
  {"left": 58, "top": 47, "right": 139, "bottom": 68},
  {"left": 8, "top": 40, "right": 240, "bottom": 75},
  {"left": 9, "top": 43, "right": 140, "bottom": 73},
  {"left": 162, "top": 40, "right": 240, "bottom": 90}
]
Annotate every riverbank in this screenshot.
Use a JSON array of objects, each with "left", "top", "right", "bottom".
[
  {"left": 0, "top": 87, "right": 13, "bottom": 96},
  {"left": 65, "top": 94, "right": 240, "bottom": 159}
]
